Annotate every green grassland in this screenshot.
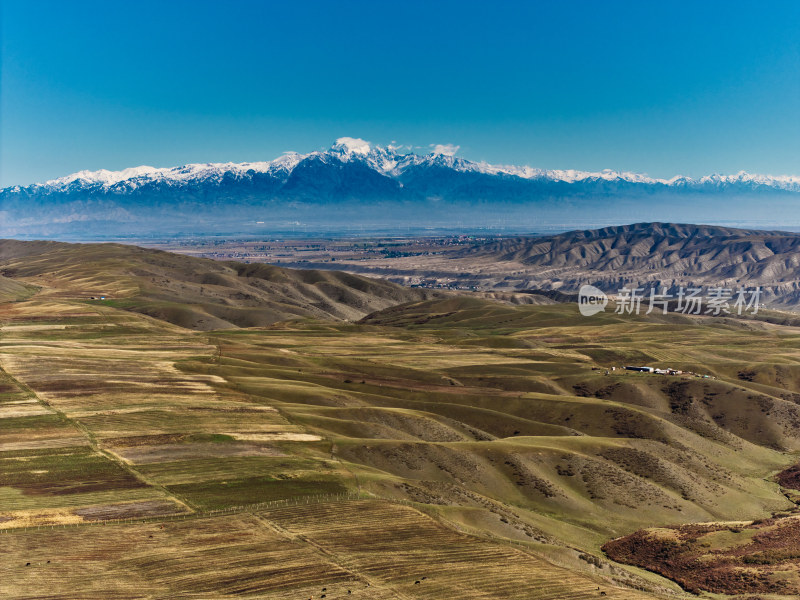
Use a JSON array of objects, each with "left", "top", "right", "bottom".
[{"left": 5, "top": 244, "right": 800, "bottom": 597}]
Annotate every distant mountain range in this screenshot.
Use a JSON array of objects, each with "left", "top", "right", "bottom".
[
  {"left": 4, "top": 138, "right": 800, "bottom": 236},
  {"left": 275, "top": 222, "right": 800, "bottom": 309},
  {"left": 456, "top": 222, "right": 800, "bottom": 305}
]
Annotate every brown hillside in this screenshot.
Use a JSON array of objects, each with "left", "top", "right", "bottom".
[{"left": 0, "top": 239, "right": 432, "bottom": 329}]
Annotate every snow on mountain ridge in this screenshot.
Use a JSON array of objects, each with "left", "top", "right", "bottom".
[
  {"left": 18, "top": 140, "right": 800, "bottom": 193},
  {"left": 40, "top": 155, "right": 304, "bottom": 191}
]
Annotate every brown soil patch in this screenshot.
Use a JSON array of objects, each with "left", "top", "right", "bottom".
[
  {"left": 603, "top": 518, "right": 800, "bottom": 595},
  {"left": 74, "top": 499, "right": 187, "bottom": 521},
  {"left": 0, "top": 437, "right": 88, "bottom": 452},
  {"left": 776, "top": 462, "right": 800, "bottom": 490},
  {"left": 21, "top": 478, "right": 146, "bottom": 497},
  {"left": 102, "top": 434, "right": 188, "bottom": 447},
  {"left": 113, "top": 442, "right": 286, "bottom": 464}
]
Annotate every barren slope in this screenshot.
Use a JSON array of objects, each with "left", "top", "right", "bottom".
[
  {"left": 262, "top": 223, "right": 800, "bottom": 309},
  {"left": 457, "top": 223, "right": 800, "bottom": 304}
]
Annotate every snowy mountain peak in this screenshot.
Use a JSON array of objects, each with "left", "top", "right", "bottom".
[
  {"left": 430, "top": 143, "right": 460, "bottom": 157},
  {"left": 331, "top": 137, "right": 372, "bottom": 156}
]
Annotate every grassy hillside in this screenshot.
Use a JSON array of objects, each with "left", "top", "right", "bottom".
[
  {"left": 0, "top": 240, "right": 431, "bottom": 329},
  {"left": 5, "top": 242, "right": 800, "bottom": 596}
]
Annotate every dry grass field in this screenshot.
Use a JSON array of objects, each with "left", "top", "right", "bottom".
[
  {"left": 1, "top": 500, "right": 657, "bottom": 600},
  {"left": 5, "top": 242, "right": 800, "bottom": 597}
]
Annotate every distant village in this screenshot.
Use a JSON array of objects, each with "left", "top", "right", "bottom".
[{"left": 597, "top": 365, "right": 714, "bottom": 379}]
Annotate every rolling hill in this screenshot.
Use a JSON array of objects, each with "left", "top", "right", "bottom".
[
  {"left": 4, "top": 240, "right": 800, "bottom": 596},
  {"left": 0, "top": 240, "right": 431, "bottom": 329}
]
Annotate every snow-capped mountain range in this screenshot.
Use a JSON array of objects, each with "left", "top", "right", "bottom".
[
  {"left": 8, "top": 136, "right": 800, "bottom": 194},
  {"left": 3, "top": 137, "right": 800, "bottom": 236}
]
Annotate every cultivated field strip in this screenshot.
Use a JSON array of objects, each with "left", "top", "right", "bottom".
[
  {"left": 0, "top": 300, "right": 346, "bottom": 530},
  {"left": 0, "top": 512, "right": 357, "bottom": 599},
  {"left": 0, "top": 500, "right": 656, "bottom": 599},
  {"left": 261, "top": 500, "right": 653, "bottom": 599}
]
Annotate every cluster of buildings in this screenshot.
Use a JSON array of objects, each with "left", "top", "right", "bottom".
[
  {"left": 622, "top": 365, "right": 681, "bottom": 375},
  {"left": 619, "top": 365, "right": 712, "bottom": 379}
]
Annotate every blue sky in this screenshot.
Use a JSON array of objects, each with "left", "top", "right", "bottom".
[{"left": 2, "top": 0, "right": 799, "bottom": 187}]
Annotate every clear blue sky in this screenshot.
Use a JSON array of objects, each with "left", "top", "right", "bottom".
[{"left": 2, "top": 0, "right": 799, "bottom": 187}]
